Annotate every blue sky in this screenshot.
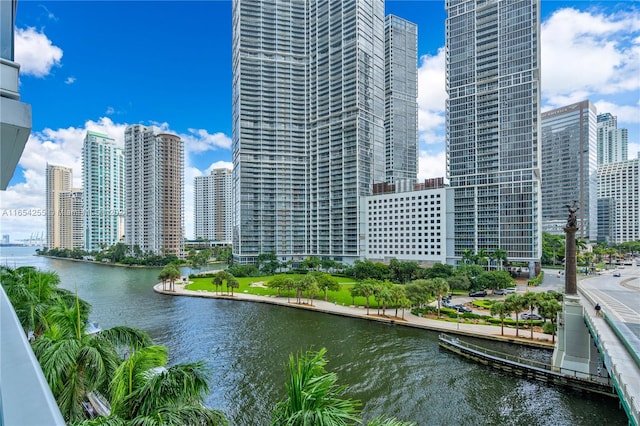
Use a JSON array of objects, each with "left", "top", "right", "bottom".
[{"left": 2, "top": 0, "right": 639, "bottom": 242}]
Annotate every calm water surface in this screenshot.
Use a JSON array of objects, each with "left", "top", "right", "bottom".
[{"left": 1, "top": 247, "right": 627, "bottom": 426}]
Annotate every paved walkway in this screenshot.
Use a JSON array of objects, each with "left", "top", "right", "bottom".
[{"left": 153, "top": 282, "right": 555, "bottom": 349}]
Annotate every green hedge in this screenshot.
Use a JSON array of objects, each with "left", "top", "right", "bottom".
[
  {"left": 472, "top": 299, "right": 494, "bottom": 309},
  {"left": 528, "top": 271, "right": 544, "bottom": 286}
]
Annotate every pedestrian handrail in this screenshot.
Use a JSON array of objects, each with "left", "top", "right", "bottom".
[{"left": 439, "top": 333, "right": 610, "bottom": 385}]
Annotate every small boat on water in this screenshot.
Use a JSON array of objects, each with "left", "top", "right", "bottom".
[{"left": 85, "top": 321, "right": 102, "bottom": 335}]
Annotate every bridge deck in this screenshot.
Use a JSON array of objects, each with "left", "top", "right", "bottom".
[{"left": 579, "top": 274, "right": 640, "bottom": 426}]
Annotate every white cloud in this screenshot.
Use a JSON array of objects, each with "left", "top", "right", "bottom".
[
  {"left": 182, "top": 129, "right": 232, "bottom": 153},
  {"left": 417, "top": 48, "right": 447, "bottom": 146},
  {"left": 205, "top": 161, "right": 233, "bottom": 175},
  {"left": 417, "top": 149, "right": 447, "bottom": 181},
  {"left": 592, "top": 100, "right": 640, "bottom": 126},
  {"left": 541, "top": 8, "right": 640, "bottom": 98},
  {"left": 0, "top": 118, "right": 232, "bottom": 242},
  {"left": 15, "top": 27, "right": 63, "bottom": 77},
  {"left": 65, "top": 77, "right": 76, "bottom": 85}
]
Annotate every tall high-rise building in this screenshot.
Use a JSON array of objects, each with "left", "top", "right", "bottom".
[
  {"left": 82, "top": 131, "right": 125, "bottom": 251},
  {"left": 46, "top": 164, "right": 72, "bottom": 248},
  {"left": 445, "top": 0, "right": 542, "bottom": 274},
  {"left": 59, "top": 188, "right": 84, "bottom": 250},
  {"left": 385, "top": 15, "right": 418, "bottom": 184},
  {"left": 597, "top": 113, "right": 628, "bottom": 165},
  {"left": 124, "top": 124, "right": 184, "bottom": 256},
  {"left": 232, "top": 0, "right": 415, "bottom": 264},
  {"left": 597, "top": 159, "right": 640, "bottom": 244},
  {"left": 541, "top": 101, "right": 598, "bottom": 240},
  {"left": 194, "top": 168, "right": 233, "bottom": 242}
]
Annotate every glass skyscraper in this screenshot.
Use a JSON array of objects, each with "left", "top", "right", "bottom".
[
  {"left": 385, "top": 15, "right": 418, "bottom": 184},
  {"left": 597, "top": 113, "right": 628, "bottom": 166},
  {"left": 232, "top": 0, "right": 416, "bottom": 264},
  {"left": 541, "top": 101, "right": 598, "bottom": 241},
  {"left": 82, "top": 131, "right": 125, "bottom": 251},
  {"left": 445, "top": 0, "right": 542, "bottom": 273}
]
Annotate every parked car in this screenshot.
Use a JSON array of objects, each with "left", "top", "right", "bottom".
[
  {"left": 454, "top": 305, "right": 472, "bottom": 313},
  {"left": 613, "top": 272, "right": 621, "bottom": 277},
  {"left": 493, "top": 288, "right": 507, "bottom": 295},
  {"left": 469, "top": 290, "right": 487, "bottom": 297},
  {"left": 505, "top": 287, "right": 517, "bottom": 294},
  {"left": 520, "top": 313, "right": 543, "bottom": 321}
]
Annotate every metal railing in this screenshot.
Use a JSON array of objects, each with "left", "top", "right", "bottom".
[{"left": 440, "top": 333, "right": 611, "bottom": 385}]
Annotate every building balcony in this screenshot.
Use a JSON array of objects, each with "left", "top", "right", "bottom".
[
  {"left": 1, "top": 286, "right": 65, "bottom": 425},
  {"left": 1, "top": 58, "right": 32, "bottom": 189}
]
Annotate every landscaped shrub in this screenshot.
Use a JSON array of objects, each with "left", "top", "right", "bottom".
[
  {"left": 472, "top": 299, "right": 494, "bottom": 309},
  {"left": 542, "top": 321, "right": 557, "bottom": 334},
  {"left": 528, "top": 271, "right": 544, "bottom": 286}
]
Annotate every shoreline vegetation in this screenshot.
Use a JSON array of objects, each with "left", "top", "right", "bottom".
[
  {"left": 36, "top": 254, "right": 226, "bottom": 270},
  {"left": 155, "top": 274, "right": 556, "bottom": 350}
]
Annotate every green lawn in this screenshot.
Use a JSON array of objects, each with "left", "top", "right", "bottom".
[
  {"left": 185, "top": 274, "right": 385, "bottom": 307},
  {"left": 184, "top": 275, "right": 550, "bottom": 333}
]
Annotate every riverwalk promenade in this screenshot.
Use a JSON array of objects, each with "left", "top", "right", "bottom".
[{"left": 153, "top": 282, "right": 555, "bottom": 349}]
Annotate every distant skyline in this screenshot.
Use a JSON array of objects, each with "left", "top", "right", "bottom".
[{"left": 2, "top": 0, "right": 639, "bottom": 243}]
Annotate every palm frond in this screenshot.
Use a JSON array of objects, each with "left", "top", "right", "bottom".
[
  {"left": 366, "top": 416, "right": 416, "bottom": 426},
  {"left": 126, "top": 361, "right": 211, "bottom": 418},
  {"left": 129, "top": 404, "right": 228, "bottom": 426},
  {"left": 98, "top": 326, "right": 153, "bottom": 350},
  {"left": 110, "top": 345, "right": 168, "bottom": 416},
  {"left": 272, "top": 348, "right": 361, "bottom": 426}
]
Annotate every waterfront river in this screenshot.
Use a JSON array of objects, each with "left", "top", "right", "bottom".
[{"left": 1, "top": 247, "right": 628, "bottom": 425}]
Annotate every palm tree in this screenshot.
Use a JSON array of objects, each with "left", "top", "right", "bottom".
[
  {"left": 538, "top": 295, "right": 562, "bottom": 343},
  {"left": 213, "top": 270, "right": 236, "bottom": 295},
  {"left": 103, "top": 345, "right": 228, "bottom": 425},
  {"left": 428, "top": 277, "right": 450, "bottom": 318},
  {"left": 522, "top": 292, "right": 541, "bottom": 339},
  {"left": 158, "top": 268, "right": 169, "bottom": 291},
  {"left": 168, "top": 265, "right": 182, "bottom": 291},
  {"left": 302, "top": 275, "right": 319, "bottom": 305},
  {"left": 350, "top": 279, "right": 378, "bottom": 315},
  {"left": 376, "top": 281, "right": 394, "bottom": 317},
  {"left": 476, "top": 248, "right": 489, "bottom": 268},
  {"left": 1, "top": 266, "right": 62, "bottom": 337},
  {"left": 504, "top": 294, "right": 526, "bottom": 338},
  {"left": 32, "top": 295, "right": 152, "bottom": 423},
  {"left": 271, "top": 348, "right": 361, "bottom": 426},
  {"left": 493, "top": 248, "right": 508, "bottom": 271},
  {"left": 490, "top": 302, "right": 509, "bottom": 336},
  {"left": 397, "top": 297, "right": 412, "bottom": 320},
  {"left": 225, "top": 274, "right": 240, "bottom": 296},
  {"left": 389, "top": 285, "right": 406, "bottom": 318},
  {"left": 460, "top": 249, "right": 475, "bottom": 265}
]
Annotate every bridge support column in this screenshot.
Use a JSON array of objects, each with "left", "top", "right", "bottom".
[
  {"left": 552, "top": 295, "right": 592, "bottom": 377},
  {"left": 552, "top": 204, "right": 597, "bottom": 377}
]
